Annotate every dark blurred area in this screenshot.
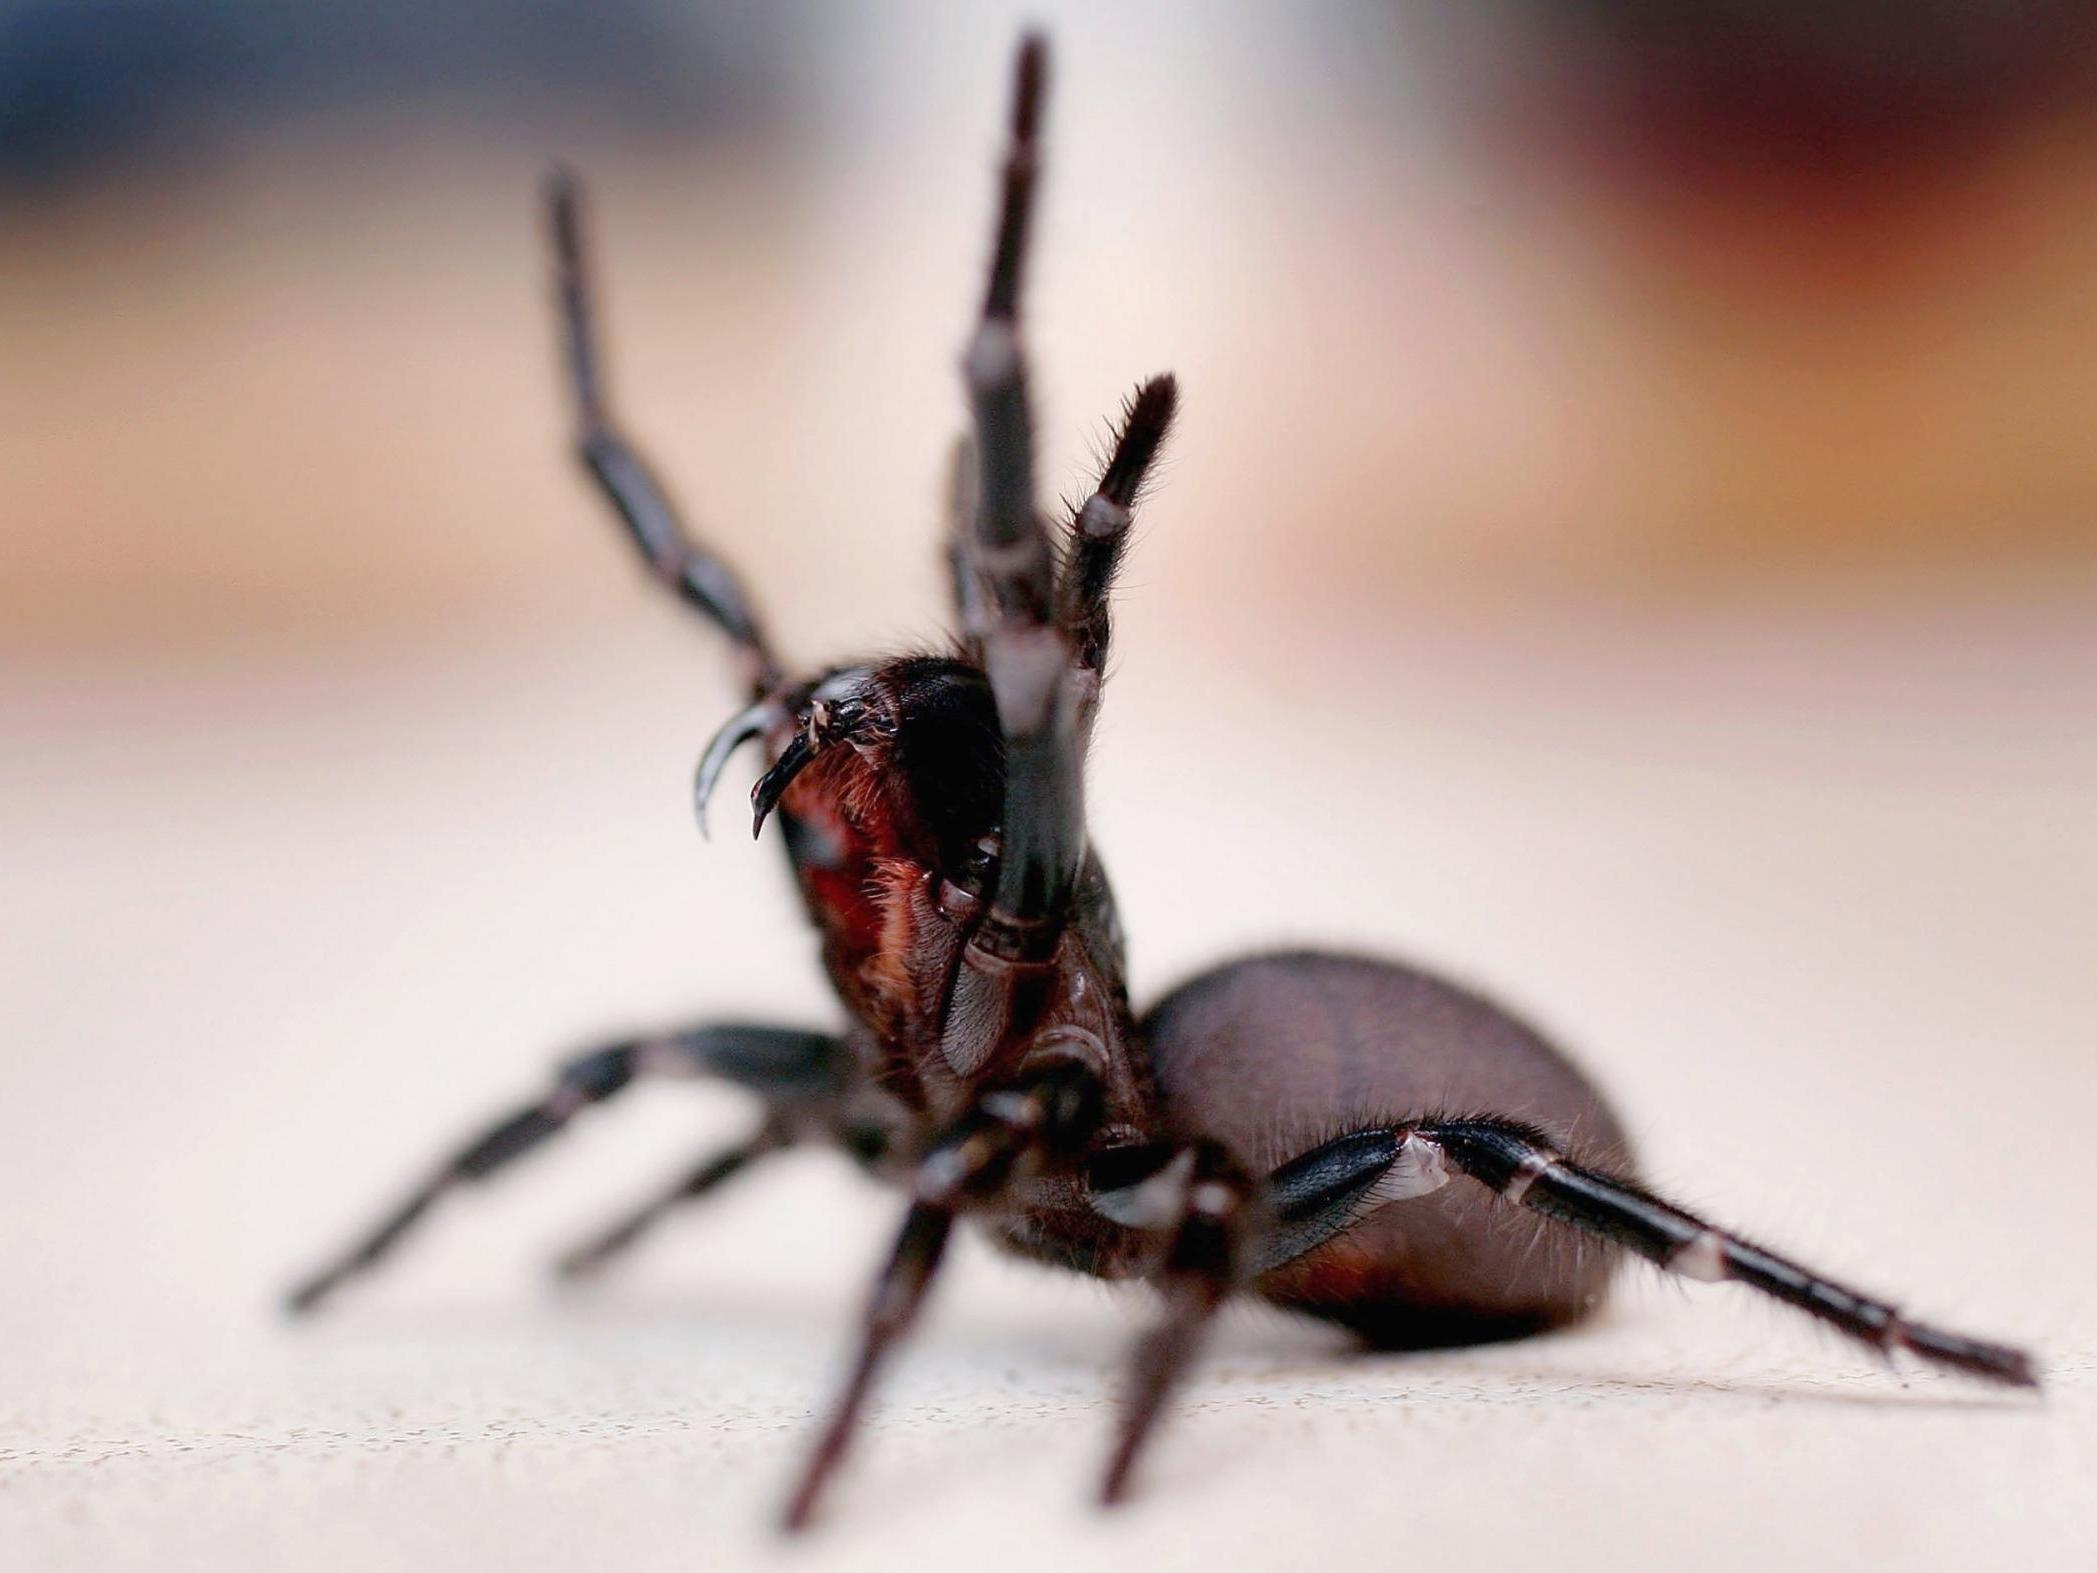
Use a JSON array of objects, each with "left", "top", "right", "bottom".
[
  {"left": 0, "top": 1, "right": 796, "bottom": 190},
  {"left": 12, "top": 4, "right": 2094, "bottom": 190},
  {"left": 1492, "top": 1, "right": 2097, "bottom": 171}
]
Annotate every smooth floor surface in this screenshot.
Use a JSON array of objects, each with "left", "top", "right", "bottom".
[{"left": 6, "top": 585, "right": 2092, "bottom": 1571}]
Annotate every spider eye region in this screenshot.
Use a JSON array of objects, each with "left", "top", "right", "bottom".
[
  {"left": 883, "top": 658, "right": 1006, "bottom": 870},
  {"left": 712, "top": 656, "right": 1006, "bottom": 879}
]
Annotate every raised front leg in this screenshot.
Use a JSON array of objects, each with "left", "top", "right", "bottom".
[
  {"left": 285, "top": 1022, "right": 844, "bottom": 1315},
  {"left": 1058, "top": 374, "right": 1178, "bottom": 701},
  {"left": 944, "top": 433, "right": 990, "bottom": 661},
  {"left": 958, "top": 33, "right": 1082, "bottom": 956},
  {"left": 950, "top": 370, "right": 1178, "bottom": 697},
  {"left": 547, "top": 171, "right": 780, "bottom": 695},
  {"left": 934, "top": 34, "right": 1090, "bottom": 1082}
]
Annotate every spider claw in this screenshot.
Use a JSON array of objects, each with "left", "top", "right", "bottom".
[
  {"left": 750, "top": 733, "right": 815, "bottom": 839},
  {"left": 694, "top": 696, "right": 782, "bottom": 838},
  {"left": 747, "top": 668, "right": 876, "bottom": 839}
]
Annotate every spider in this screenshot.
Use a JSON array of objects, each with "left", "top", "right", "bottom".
[{"left": 286, "top": 32, "right": 2038, "bottom": 1532}]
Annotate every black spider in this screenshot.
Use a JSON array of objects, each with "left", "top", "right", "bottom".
[{"left": 286, "top": 32, "right": 2039, "bottom": 1532}]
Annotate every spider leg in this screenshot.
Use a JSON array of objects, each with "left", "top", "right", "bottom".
[
  {"left": 546, "top": 169, "right": 780, "bottom": 695},
  {"left": 1059, "top": 374, "right": 1178, "bottom": 693},
  {"left": 1251, "top": 1127, "right": 1460, "bottom": 1276},
  {"left": 1250, "top": 1119, "right": 2039, "bottom": 1387},
  {"left": 781, "top": 1056, "right": 1103, "bottom": 1532},
  {"left": 944, "top": 433, "right": 988, "bottom": 660},
  {"left": 284, "top": 1023, "right": 842, "bottom": 1315},
  {"left": 1098, "top": 1140, "right": 1253, "bottom": 1506},
  {"left": 964, "top": 34, "right": 1052, "bottom": 635},
  {"left": 939, "top": 34, "right": 1087, "bottom": 1076},
  {"left": 551, "top": 1115, "right": 793, "bottom": 1281}
]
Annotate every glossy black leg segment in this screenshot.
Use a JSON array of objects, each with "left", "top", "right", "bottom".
[
  {"left": 945, "top": 434, "right": 989, "bottom": 660},
  {"left": 1101, "top": 1142, "right": 1252, "bottom": 1506},
  {"left": 553, "top": 1118, "right": 792, "bottom": 1280},
  {"left": 1241, "top": 1118, "right": 2036, "bottom": 1386},
  {"left": 781, "top": 1201, "right": 955, "bottom": 1534},
  {"left": 1061, "top": 374, "right": 1178, "bottom": 684},
  {"left": 1250, "top": 1126, "right": 1450, "bottom": 1277},
  {"left": 953, "top": 33, "right": 1084, "bottom": 985},
  {"left": 1414, "top": 1118, "right": 2039, "bottom": 1388},
  {"left": 965, "top": 33, "right": 1051, "bottom": 623},
  {"left": 546, "top": 170, "right": 780, "bottom": 694},
  {"left": 782, "top": 1058, "right": 1104, "bottom": 1533},
  {"left": 285, "top": 1024, "right": 844, "bottom": 1315}
]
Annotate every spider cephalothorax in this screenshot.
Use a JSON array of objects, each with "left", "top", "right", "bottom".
[
  {"left": 288, "top": 31, "right": 2037, "bottom": 1535},
  {"left": 695, "top": 648, "right": 1147, "bottom": 1135}
]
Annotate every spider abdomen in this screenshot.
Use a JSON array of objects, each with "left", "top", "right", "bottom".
[{"left": 1142, "top": 950, "right": 1631, "bottom": 1348}]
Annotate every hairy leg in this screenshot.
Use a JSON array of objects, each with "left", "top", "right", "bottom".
[
  {"left": 1059, "top": 375, "right": 1178, "bottom": 691},
  {"left": 1251, "top": 1119, "right": 2036, "bottom": 1385}
]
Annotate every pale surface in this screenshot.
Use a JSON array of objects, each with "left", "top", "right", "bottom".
[{"left": 4, "top": 578, "right": 2092, "bottom": 1573}]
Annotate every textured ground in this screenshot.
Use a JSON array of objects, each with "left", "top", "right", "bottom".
[{"left": 5, "top": 584, "right": 2092, "bottom": 1572}]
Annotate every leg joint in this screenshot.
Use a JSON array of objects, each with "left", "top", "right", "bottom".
[{"left": 556, "top": 1042, "right": 639, "bottom": 1103}]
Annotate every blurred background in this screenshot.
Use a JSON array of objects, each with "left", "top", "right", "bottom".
[{"left": 4, "top": 4, "right": 2093, "bottom": 1569}]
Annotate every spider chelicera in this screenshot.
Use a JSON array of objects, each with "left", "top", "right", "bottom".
[{"left": 287, "top": 31, "right": 2038, "bottom": 1533}]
